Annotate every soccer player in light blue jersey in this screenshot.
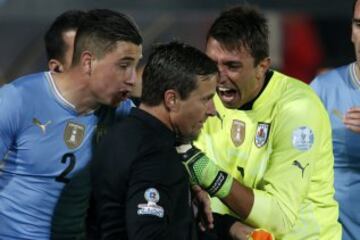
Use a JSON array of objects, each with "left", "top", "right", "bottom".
[
  {"left": 311, "top": 1, "right": 360, "bottom": 239},
  {"left": 0, "top": 9, "right": 142, "bottom": 239}
]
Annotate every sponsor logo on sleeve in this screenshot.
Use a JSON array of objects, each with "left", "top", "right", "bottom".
[
  {"left": 292, "top": 126, "right": 314, "bottom": 151},
  {"left": 137, "top": 188, "right": 164, "bottom": 218},
  {"left": 254, "top": 122, "right": 270, "bottom": 148}
]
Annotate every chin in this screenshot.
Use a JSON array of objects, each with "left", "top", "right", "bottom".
[{"left": 221, "top": 101, "right": 239, "bottom": 109}]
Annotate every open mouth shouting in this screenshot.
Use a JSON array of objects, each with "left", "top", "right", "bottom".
[{"left": 217, "top": 86, "right": 240, "bottom": 108}]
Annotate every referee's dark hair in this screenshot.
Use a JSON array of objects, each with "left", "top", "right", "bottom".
[
  {"left": 72, "top": 9, "right": 143, "bottom": 65},
  {"left": 44, "top": 10, "right": 86, "bottom": 63},
  {"left": 207, "top": 5, "right": 269, "bottom": 66},
  {"left": 141, "top": 41, "right": 218, "bottom": 106}
]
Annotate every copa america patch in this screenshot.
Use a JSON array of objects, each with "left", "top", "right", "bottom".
[
  {"left": 137, "top": 188, "right": 164, "bottom": 218},
  {"left": 292, "top": 126, "right": 314, "bottom": 151},
  {"left": 254, "top": 122, "right": 270, "bottom": 148}
]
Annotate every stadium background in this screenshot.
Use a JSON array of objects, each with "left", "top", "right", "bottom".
[{"left": 0, "top": 0, "right": 354, "bottom": 84}]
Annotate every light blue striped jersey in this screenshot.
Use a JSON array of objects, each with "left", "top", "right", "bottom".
[{"left": 311, "top": 62, "right": 360, "bottom": 240}]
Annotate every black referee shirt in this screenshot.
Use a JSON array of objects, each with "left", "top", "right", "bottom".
[{"left": 91, "top": 107, "right": 193, "bottom": 240}]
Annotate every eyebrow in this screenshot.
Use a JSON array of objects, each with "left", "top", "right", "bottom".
[
  {"left": 119, "top": 56, "right": 136, "bottom": 62},
  {"left": 223, "top": 60, "right": 242, "bottom": 66},
  {"left": 352, "top": 18, "right": 360, "bottom": 24}
]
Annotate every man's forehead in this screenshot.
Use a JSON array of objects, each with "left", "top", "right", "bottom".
[{"left": 113, "top": 42, "right": 142, "bottom": 58}]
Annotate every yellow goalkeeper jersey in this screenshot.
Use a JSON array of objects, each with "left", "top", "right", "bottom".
[{"left": 195, "top": 71, "right": 341, "bottom": 239}]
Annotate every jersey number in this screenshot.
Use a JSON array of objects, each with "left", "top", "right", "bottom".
[{"left": 55, "top": 153, "right": 76, "bottom": 183}]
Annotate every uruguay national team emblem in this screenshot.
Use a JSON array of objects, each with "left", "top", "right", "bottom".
[
  {"left": 292, "top": 126, "right": 314, "bottom": 151},
  {"left": 64, "top": 122, "right": 85, "bottom": 149},
  {"left": 137, "top": 188, "right": 164, "bottom": 218},
  {"left": 231, "top": 120, "right": 245, "bottom": 147},
  {"left": 254, "top": 122, "right": 270, "bottom": 148}
]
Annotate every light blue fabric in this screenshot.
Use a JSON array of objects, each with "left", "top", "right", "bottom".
[
  {"left": 0, "top": 72, "right": 133, "bottom": 239},
  {"left": 311, "top": 63, "right": 360, "bottom": 240}
]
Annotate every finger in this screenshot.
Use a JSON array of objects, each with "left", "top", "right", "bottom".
[
  {"left": 343, "top": 116, "right": 360, "bottom": 125},
  {"left": 347, "top": 106, "right": 360, "bottom": 113},
  {"left": 345, "top": 123, "right": 360, "bottom": 133},
  {"left": 345, "top": 111, "right": 360, "bottom": 119},
  {"left": 198, "top": 221, "right": 206, "bottom": 232}
]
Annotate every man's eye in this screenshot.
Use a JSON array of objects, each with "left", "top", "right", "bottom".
[{"left": 119, "top": 63, "right": 130, "bottom": 69}]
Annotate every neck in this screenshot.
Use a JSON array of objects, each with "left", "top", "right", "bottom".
[
  {"left": 139, "top": 104, "right": 173, "bottom": 131},
  {"left": 51, "top": 70, "right": 98, "bottom": 114}
]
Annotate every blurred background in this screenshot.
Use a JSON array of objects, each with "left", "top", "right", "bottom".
[{"left": 0, "top": 0, "right": 354, "bottom": 85}]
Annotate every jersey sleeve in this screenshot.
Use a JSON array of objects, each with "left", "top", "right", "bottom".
[
  {"left": 246, "top": 95, "right": 332, "bottom": 236},
  {"left": 0, "top": 84, "right": 22, "bottom": 159},
  {"left": 125, "top": 150, "right": 180, "bottom": 240}
]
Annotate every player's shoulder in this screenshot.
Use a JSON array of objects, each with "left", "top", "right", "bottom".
[
  {"left": 272, "top": 71, "right": 325, "bottom": 115},
  {"left": 312, "top": 64, "right": 349, "bottom": 87},
  {"left": 273, "top": 71, "right": 317, "bottom": 101},
  {"left": 11, "top": 72, "right": 48, "bottom": 88}
]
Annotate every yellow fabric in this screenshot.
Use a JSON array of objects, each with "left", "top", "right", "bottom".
[{"left": 195, "top": 71, "right": 342, "bottom": 239}]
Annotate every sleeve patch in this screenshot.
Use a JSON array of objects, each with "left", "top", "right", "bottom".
[
  {"left": 137, "top": 188, "right": 164, "bottom": 218},
  {"left": 292, "top": 126, "right": 314, "bottom": 151}
]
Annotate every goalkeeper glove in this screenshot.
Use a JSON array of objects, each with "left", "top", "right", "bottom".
[
  {"left": 248, "top": 229, "right": 275, "bottom": 240},
  {"left": 176, "top": 144, "right": 233, "bottom": 199}
]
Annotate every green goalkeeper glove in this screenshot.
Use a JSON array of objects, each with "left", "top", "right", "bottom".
[{"left": 176, "top": 144, "right": 233, "bottom": 199}]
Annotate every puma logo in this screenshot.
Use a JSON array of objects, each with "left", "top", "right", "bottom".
[
  {"left": 33, "top": 118, "right": 52, "bottom": 134},
  {"left": 292, "top": 160, "right": 309, "bottom": 178}
]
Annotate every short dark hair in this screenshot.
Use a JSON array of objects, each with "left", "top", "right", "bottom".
[
  {"left": 44, "top": 10, "right": 86, "bottom": 62},
  {"left": 72, "top": 9, "right": 143, "bottom": 65},
  {"left": 141, "top": 41, "right": 218, "bottom": 106},
  {"left": 207, "top": 5, "right": 269, "bottom": 66}
]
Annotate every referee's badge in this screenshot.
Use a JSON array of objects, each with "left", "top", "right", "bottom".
[
  {"left": 255, "top": 122, "right": 270, "bottom": 148},
  {"left": 137, "top": 188, "right": 164, "bottom": 218},
  {"left": 64, "top": 122, "right": 85, "bottom": 149},
  {"left": 231, "top": 120, "right": 245, "bottom": 147}
]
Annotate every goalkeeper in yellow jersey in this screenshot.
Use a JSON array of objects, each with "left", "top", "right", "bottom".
[{"left": 179, "top": 4, "right": 342, "bottom": 240}]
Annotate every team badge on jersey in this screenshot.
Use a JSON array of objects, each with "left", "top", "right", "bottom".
[
  {"left": 254, "top": 122, "right": 270, "bottom": 148},
  {"left": 292, "top": 126, "right": 314, "bottom": 151},
  {"left": 137, "top": 188, "right": 164, "bottom": 218},
  {"left": 231, "top": 120, "right": 245, "bottom": 147},
  {"left": 64, "top": 122, "right": 85, "bottom": 149}
]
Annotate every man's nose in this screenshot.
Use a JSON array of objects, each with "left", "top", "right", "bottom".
[
  {"left": 218, "top": 65, "right": 228, "bottom": 84},
  {"left": 206, "top": 99, "right": 217, "bottom": 117},
  {"left": 126, "top": 68, "right": 137, "bottom": 86}
]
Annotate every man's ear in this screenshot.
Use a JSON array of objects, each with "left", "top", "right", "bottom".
[
  {"left": 164, "top": 89, "right": 179, "bottom": 112},
  {"left": 48, "top": 59, "right": 64, "bottom": 73},
  {"left": 80, "top": 51, "right": 93, "bottom": 75},
  {"left": 256, "top": 57, "right": 271, "bottom": 79}
]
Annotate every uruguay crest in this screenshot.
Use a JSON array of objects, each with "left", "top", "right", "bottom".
[
  {"left": 64, "top": 122, "right": 85, "bottom": 149},
  {"left": 254, "top": 122, "right": 270, "bottom": 148},
  {"left": 231, "top": 120, "right": 245, "bottom": 147}
]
